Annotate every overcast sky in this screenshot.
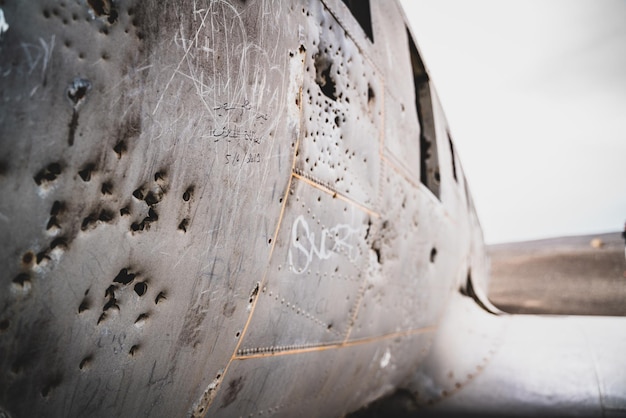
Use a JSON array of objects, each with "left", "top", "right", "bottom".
[{"left": 399, "top": 0, "right": 626, "bottom": 244}]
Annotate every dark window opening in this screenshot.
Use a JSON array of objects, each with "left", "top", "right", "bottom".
[
  {"left": 448, "top": 131, "right": 458, "bottom": 182},
  {"left": 342, "top": 0, "right": 374, "bottom": 42},
  {"left": 408, "top": 29, "right": 440, "bottom": 200}
]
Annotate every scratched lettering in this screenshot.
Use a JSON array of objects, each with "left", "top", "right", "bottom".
[
  {"left": 210, "top": 126, "right": 262, "bottom": 145},
  {"left": 213, "top": 99, "right": 269, "bottom": 121},
  {"left": 225, "top": 152, "right": 261, "bottom": 165},
  {"left": 154, "top": 1, "right": 287, "bottom": 152},
  {"left": 288, "top": 215, "right": 361, "bottom": 274}
]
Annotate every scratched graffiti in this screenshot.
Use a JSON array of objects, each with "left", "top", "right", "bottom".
[
  {"left": 0, "top": 35, "right": 55, "bottom": 90},
  {"left": 153, "top": 0, "right": 287, "bottom": 155},
  {"left": 288, "top": 215, "right": 361, "bottom": 274}
]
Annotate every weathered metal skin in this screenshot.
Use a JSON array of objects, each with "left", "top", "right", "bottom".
[{"left": 0, "top": 1, "right": 487, "bottom": 417}]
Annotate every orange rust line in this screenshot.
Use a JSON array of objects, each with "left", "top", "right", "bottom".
[
  {"left": 203, "top": 84, "right": 306, "bottom": 416},
  {"left": 291, "top": 172, "right": 380, "bottom": 218},
  {"left": 341, "top": 279, "right": 369, "bottom": 343},
  {"left": 234, "top": 326, "right": 436, "bottom": 360},
  {"left": 224, "top": 89, "right": 304, "bottom": 364}
]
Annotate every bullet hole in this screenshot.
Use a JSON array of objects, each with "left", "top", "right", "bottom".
[
  {"left": 79, "top": 356, "right": 92, "bottom": 370},
  {"left": 134, "top": 282, "right": 147, "bottom": 296},
  {"left": 22, "top": 252, "right": 34, "bottom": 265},
  {"left": 367, "top": 85, "right": 375, "bottom": 104},
  {"left": 47, "top": 214, "right": 61, "bottom": 230},
  {"left": 103, "top": 297, "right": 119, "bottom": 312},
  {"left": 98, "top": 209, "right": 114, "bottom": 222},
  {"left": 268, "top": 238, "right": 272, "bottom": 244},
  {"left": 119, "top": 206, "right": 130, "bottom": 216},
  {"left": 101, "top": 181, "right": 113, "bottom": 195},
  {"left": 41, "top": 375, "right": 62, "bottom": 397},
  {"left": 132, "top": 188, "right": 144, "bottom": 200},
  {"left": 132, "top": 207, "right": 158, "bottom": 232},
  {"left": 36, "top": 251, "right": 50, "bottom": 264},
  {"left": 315, "top": 54, "right": 337, "bottom": 101},
  {"left": 154, "top": 171, "right": 166, "bottom": 182},
  {"left": 327, "top": 323, "right": 333, "bottom": 330},
  {"left": 0, "top": 319, "right": 9, "bottom": 332},
  {"left": 129, "top": 345, "right": 139, "bottom": 356},
  {"left": 78, "top": 299, "right": 89, "bottom": 313},
  {"left": 105, "top": 284, "right": 116, "bottom": 299},
  {"left": 81, "top": 213, "right": 97, "bottom": 230},
  {"left": 248, "top": 282, "right": 259, "bottom": 304},
  {"left": 155, "top": 291, "right": 166, "bottom": 304},
  {"left": 50, "top": 237, "right": 68, "bottom": 250},
  {"left": 135, "top": 313, "right": 148, "bottom": 324},
  {"left": 12, "top": 273, "right": 30, "bottom": 287},
  {"left": 87, "top": 0, "right": 118, "bottom": 24},
  {"left": 144, "top": 191, "right": 159, "bottom": 206},
  {"left": 78, "top": 163, "right": 95, "bottom": 182},
  {"left": 50, "top": 200, "right": 64, "bottom": 216},
  {"left": 182, "top": 186, "right": 194, "bottom": 202},
  {"left": 430, "top": 247, "right": 437, "bottom": 263},
  {"left": 34, "top": 162, "right": 62, "bottom": 185},
  {"left": 178, "top": 218, "right": 189, "bottom": 233},
  {"left": 67, "top": 78, "right": 91, "bottom": 107},
  {"left": 113, "top": 140, "right": 126, "bottom": 157},
  {"left": 113, "top": 267, "right": 136, "bottom": 285}
]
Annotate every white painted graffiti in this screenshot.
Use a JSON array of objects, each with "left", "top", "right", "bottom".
[{"left": 288, "top": 215, "right": 361, "bottom": 274}]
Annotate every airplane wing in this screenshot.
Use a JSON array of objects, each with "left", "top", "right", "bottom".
[
  {"left": 352, "top": 292, "right": 626, "bottom": 417},
  {"left": 412, "top": 298, "right": 626, "bottom": 417}
]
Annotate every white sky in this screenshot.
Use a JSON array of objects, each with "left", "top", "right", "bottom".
[{"left": 399, "top": 0, "right": 626, "bottom": 244}]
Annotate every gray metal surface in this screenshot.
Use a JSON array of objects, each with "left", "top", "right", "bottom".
[{"left": 1, "top": 1, "right": 623, "bottom": 418}]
